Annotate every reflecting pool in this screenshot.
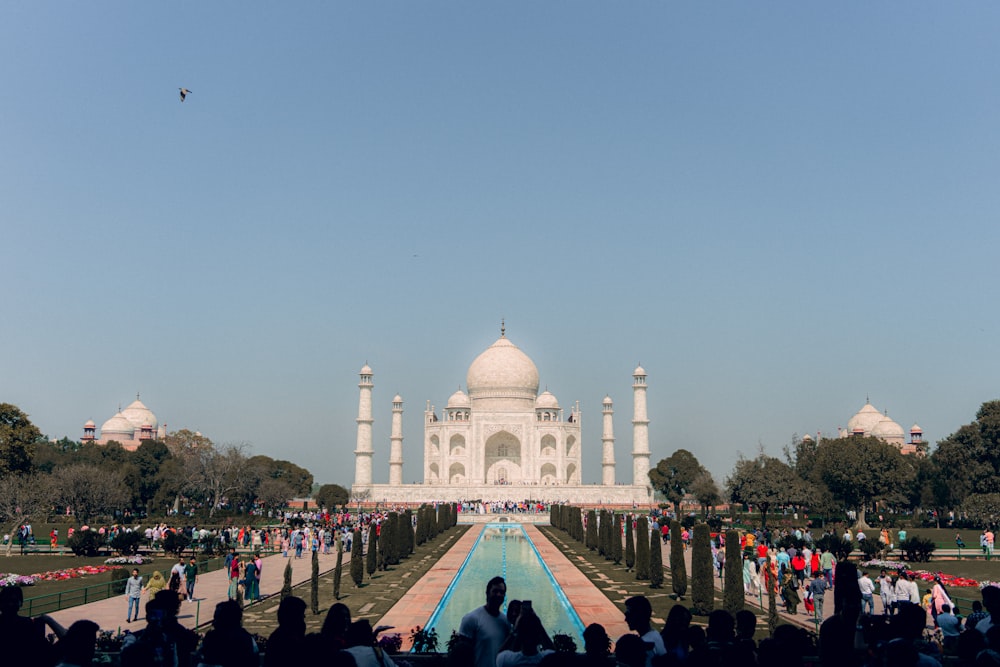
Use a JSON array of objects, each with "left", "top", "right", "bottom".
[{"left": 425, "top": 523, "right": 585, "bottom": 646}]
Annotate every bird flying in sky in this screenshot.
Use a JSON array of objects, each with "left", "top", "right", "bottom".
[{"left": 179, "top": 88, "right": 192, "bottom": 102}]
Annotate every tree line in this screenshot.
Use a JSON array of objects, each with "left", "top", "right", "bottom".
[
  {"left": 648, "top": 400, "right": 1000, "bottom": 528},
  {"left": 0, "top": 403, "right": 315, "bottom": 539}
]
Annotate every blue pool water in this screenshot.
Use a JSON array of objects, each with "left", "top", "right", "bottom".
[{"left": 425, "top": 523, "right": 585, "bottom": 646}]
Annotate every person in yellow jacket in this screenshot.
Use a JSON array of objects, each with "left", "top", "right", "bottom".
[{"left": 143, "top": 570, "right": 166, "bottom": 596}]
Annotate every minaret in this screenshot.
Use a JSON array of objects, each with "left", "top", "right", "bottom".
[
  {"left": 602, "top": 395, "right": 616, "bottom": 486},
  {"left": 389, "top": 394, "right": 404, "bottom": 485},
  {"left": 631, "top": 365, "right": 650, "bottom": 487},
  {"left": 353, "top": 364, "right": 374, "bottom": 487}
]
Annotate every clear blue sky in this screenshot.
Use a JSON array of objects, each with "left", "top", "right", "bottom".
[{"left": 3, "top": 3, "right": 999, "bottom": 487}]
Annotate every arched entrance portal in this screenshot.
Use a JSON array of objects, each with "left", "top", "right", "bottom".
[{"left": 484, "top": 430, "right": 521, "bottom": 484}]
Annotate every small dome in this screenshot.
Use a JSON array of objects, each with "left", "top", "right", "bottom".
[
  {"left": 467, "top": 336, "right": 540, "bottom": 401},
  {"left": 633, "top": 365, "right": 647, "bottom": 376},
  {"left": 872, "top": 415, "right": 905, "bottom": 439},
  {"left": 84, "top": 419, "right": 96, "bottom": 427},
  {"left": 847, "top": 401, "right": 883, "bottom": 435},
  {"left": 910, "top": 424, "right": 923, "bottom": 433},
  {"left": 121, "top": 399, "right": 158, "bottom": 431},
  {"left": 535, "top": 391, "right": 560, "bottom": 409},
  {"left": 447, "top": 389, "right": 471, "bottom": 409},
  {"left": 360, "top": 364, "right": 372, "bottom": 375},
  {"left": 393, "top": 394, "right": 403, "bottom": 403},
  {"left": 801, "top": 434, "right": 813, "bottom": 441},
  {"left": 101, "top": 413, "right": 135, "bottom": 436},
  {"left": 602, "top": 395, "right": 613, "bottom": 405}
]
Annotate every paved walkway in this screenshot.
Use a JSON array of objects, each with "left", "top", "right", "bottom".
[
  {"left": 47, "top": 549, "right": 350, "bottom": 633},
  {"left": 377, "top": 523, "right": 629, "bottom": 650}
]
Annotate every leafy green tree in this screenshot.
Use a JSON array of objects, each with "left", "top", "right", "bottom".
[
  {"left": 963, "top": 493, "right": 1000, "bottom": 522},
  {"left": 813, "top": 436, "right": 916, "bottom": 527},
  {"left": 726, "top": 451, "right": 806, "bottom": 530},
  {"left": 0, "top": 403, "right": 42, "bottom": 476},
  {"left": 649, "top": 450, "right": 706, "bottom": 516},
  {"left": 670, "top": 520, "right": 687, "bottom": 600},
  {"left": 248, "top": 455, "right": 314, "bottom": 496},
  {"left": 690, "top": 470, "right": 722, "bottom": 518},
  {"left": 313, "top": 484, "right": 350, "bottom": 511},
  {"left": 625, "top": 517, "right": 636, "bottom": 570},
  {"left": 51, "top": 463, "right": 130, "bottom": 522},
  {"left": 351, "top": 528, "right": 364, "bottom": 586},
  {"left": 723, "top": 530, "right": 744, "bottom": 614},
  {"left": 648, "top": 526, "right": 663, "bottom": 588},
  {"left": 0, "top": 473, "right": 53, "bottom": 555},
  {"left": 932, "top": 402, "right": 1000, "bottom": 509},
  {"left": 612, "top": 513, "right": 623, "bottom": 565},
  {"left": 635, "top": 516, "right": 650, "bottom": 580}
]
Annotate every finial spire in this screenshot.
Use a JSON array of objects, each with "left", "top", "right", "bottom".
[
  {"left": 136, "top": 391, "right": 140, "bottom": 400},
  {"left": 501, "top": 318, "right": 505, "bottom": 338}
]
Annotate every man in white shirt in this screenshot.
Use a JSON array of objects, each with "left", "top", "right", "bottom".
[
  {"left": 858, "top": 571, "right": 876, "bottom": 615},
  {"left": 459, "top": 576, "right": 512, "bottom": 667}
]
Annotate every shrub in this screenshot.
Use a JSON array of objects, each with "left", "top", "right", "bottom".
[
  {"left": 410, "top": 626, "right": 439, "bottom": 653},
  {"left": 586, "top": 510, "right": 598, "bottom": 551},
  {"left": 635, "top": 517, "right": 650, "bottom": 580},
  {"left": 312, "top": 549, "right": 320, "bottom": 614},
  {"left": 162, "top": 532, "right": 191, "bottom": 556},
  {"left": 110, "top": 531, "right": 141, "bottom": 556},
  {"left": 612, "top": 513, "right": 623, "bottom": 565},
  {"left": 553, "top": 634, "right": 578, "bottom": 653},
  {"left": 649, "top": 526, "right": 663, "bottom": 588},
  {"left": 366, "top": 529, "right": 378, "bottom": 578},
  {"left": 625, "top": 518, "right": 636, "bottom": 570},
  {"left": 281, "top": 559, "right": 293, "bottom": 599},
  {"left": 67, "top": 530, "right": 102, "bottom": 557},
  {"left": 110, "top": 567, "right": 130, "bottom": 594},
  {"left": 350, "top": 529, "right": 364, "bottom": 587},
  {"left": 681, "top": 515, "right": 697, "bottom": 529},
  {"left": 332, "top": 539, "right": 342, "bottom": 602},
  {"left": 858, "top": 539, "right": 881, "bottom": 560},
  {"left": 899, "top": 537, "right": 936, "bottom": 563},
  {"left": 815, "top": 534, "right": 853, "bottom": 562},
  {"left": 723, "top": 530, "right": 744, "bottom": 615},
  {"left": 670, "top": 520, "right": 687, "bottom": 599},
  {"left": 691, "top": 523, "right": 714, "bottom": 615}
]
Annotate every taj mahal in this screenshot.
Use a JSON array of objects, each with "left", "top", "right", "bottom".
[{"left": 351, "top": 327, "right": 654, "bottom": 505}]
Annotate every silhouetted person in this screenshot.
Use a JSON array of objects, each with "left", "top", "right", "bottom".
[
  {"left": 0, "top": 586, "right": 57, "bottom": 665},
  {"left": 265, "top": 596, "right": 307, "bottom": 667},
  {"left": 197, "top": 600, "right": 258, "bottom": 667},
  {"left": 459, "top": 576, "right": 511, "bottom": 667},
  {"left": 55, "top": 619, "right": 99, "bottom": 667}
]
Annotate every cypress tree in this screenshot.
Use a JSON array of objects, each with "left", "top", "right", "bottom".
[
  {"left": 670, "top": 520, "right": 687, "bottom": 600},
  {"left": 723, "top": 529, "right": 744, "bottom": 615},
  {"left": 281, "top": 558, "right": 293, "bottom": 599},
  {"left": 586, "top": 510, "right": 598, "bottom": 551},
  {"left": 351, "top": 528, "right": 364, "bottom": 587},
  {"left": 406, "top": 510, "right": 415, "bottom": 555},
  {"left": 635, "top": 516, "right": 650, "bottom": 580},
  {"left": 612, "top": 513, "right": 623, "bottom": 565},
  {"left": 384, "top": 513, "right": 398, "bottom": 566},
  {"left": 574, "top": 508, "right": 585, "bottom": 543},
  {"left": 395, "top": 510, "right": 408, "bottom": 560},
  {"left": 333, "top": 536, "right": 343, "bottom": 601},
  {"left": 691, "top": 523, "right": 714, "bottom": 615},
  {"left": 767, "top": 574, "right": 779, "bottom": 635},
  {"left": 366, "top": 527, "right": 378, "bottom": 578},
  {"left": 311, "top": 548, "right": 320, "bottom": 614},
  {"left": 625, "top": 517, "right": 636, "bottom": 570},
  {"left": 649, "top": 525, "right": 663, "bottom": 588}
]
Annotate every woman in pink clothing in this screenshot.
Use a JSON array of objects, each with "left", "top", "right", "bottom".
[{"left": 930, "top": 574, "right": 952, "bottom": 626}]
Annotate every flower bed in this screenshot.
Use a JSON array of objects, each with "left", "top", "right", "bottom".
[
  {"left": 861, "top": 559, "right": 983, "bottom": 587},
  {"left": 0, "top": 564, "right": 125, "bottom": 587},
  {"left": 104, "top": 555, "right": 150, "bottom": 566}
]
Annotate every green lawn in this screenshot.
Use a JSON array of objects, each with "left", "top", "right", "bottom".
[{"left": 1, "top": 553, "right": 173, "bottom": 614}]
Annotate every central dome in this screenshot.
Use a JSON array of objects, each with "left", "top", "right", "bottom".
[{"left": 466, "top": 336, "right": 540, "bottom": 403}]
